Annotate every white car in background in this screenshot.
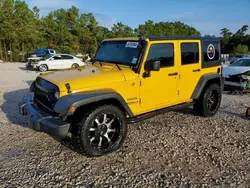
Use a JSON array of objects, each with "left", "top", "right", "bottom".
[
  {"left": 222, "top": 58, "right": 250, "bottom": 91},
  {"left": 26, "top": 54, "right": 87, "bottom": 72}
]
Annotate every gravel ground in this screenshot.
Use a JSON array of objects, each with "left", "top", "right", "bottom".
[{"left": 0, "top": 63, "right": 250, "bottom": 188}]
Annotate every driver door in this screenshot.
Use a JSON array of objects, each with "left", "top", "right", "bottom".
[
  {"left": 49, "top": 55, "right": 63, "bottom": 69},
  {"left": 139, "top": 41, "right": 179, "bottom": 110}
]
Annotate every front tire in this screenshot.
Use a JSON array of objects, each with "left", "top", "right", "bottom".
[
  {"left": 71, "top": 105, "right": 127, "bottom": 157},
  {"left": 39, "top": 64, "right": 48, "bottom": 72},
  {"left": 193, "top": 83, "right": 221, "bottom": 117}
]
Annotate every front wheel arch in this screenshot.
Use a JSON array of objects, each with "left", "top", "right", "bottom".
[{"left": 72, "top": 99, "right": 131, "bottom": 122}]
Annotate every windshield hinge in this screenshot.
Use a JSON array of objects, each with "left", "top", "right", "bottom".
[{"left": 65, "top": 83, "right": 72, "bottom": 94}]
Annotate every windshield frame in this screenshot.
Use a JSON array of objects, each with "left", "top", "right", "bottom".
[
  {"left": 94, "top": 40, "right": 146, "bottom": 67},
  {"left": 43, "top": 54, "right": 54, "bottom": 60}
]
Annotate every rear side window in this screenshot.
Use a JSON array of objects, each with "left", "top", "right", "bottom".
[
  {"left": 62, "top": 55, "right": 74, "bottom": 59},
  {"left": 181, "top": 43, "right": 199, "bottom": 65},
  {"left": 147, "top": 43, "right": 174, "bottom": 67},
  {"left": 203, "top": 41, "right": 220, "bottom": 62}
]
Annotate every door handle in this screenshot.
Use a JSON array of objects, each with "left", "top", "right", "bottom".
[
  {"left": 168, "top": 72, "right": 178, "bottom": 76},
  {"left": 193, "top": 69, "right": 200, "bottom": 72}
]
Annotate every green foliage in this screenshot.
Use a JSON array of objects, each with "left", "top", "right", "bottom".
[
  {"left": 0, "top": 0, "right": 248, "bottom": 62},
  {"left": 232, "top": 44, "right": 249, "bottom": 56},
  {"left": 135, "top": 20, "right": 200, "bottom": 36},
  {"left": 220, "top": 25, "right": 250, "bottom": 55}
]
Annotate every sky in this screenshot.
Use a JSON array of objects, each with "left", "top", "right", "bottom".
[{"left": 25, "top": 0, "right": 250, "bottom": 36}]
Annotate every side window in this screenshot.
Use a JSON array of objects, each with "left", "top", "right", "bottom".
[
  {"left": 181, "top": 43, "right": 199, "bottom": 65},
  {"left": 146, "top": 43, "right": 174, "bottom": 67},
  {"left": 203, "top": 41, "right": 220, "bottom": 62},
  {"left": 62, "top": 55, "right": 74, "bottom": 60},
  {"left": 53, "top": 56, "right": 62, "bottom": 60},
  {"left": 243, "top": 59, "right": 250, "bottom": 66}
]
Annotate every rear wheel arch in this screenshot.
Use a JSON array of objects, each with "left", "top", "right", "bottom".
[{"left": 192, "top": 73, "right": 222, "bottom": 100}]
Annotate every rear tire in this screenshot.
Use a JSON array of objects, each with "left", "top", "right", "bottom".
[
  {"left": 193, "top": 83, "right": 221, "bottom": 117},
  {"left": 71, "top": 105, "right": 127, "bottom": 157},
  {"left": 72, "top": 63, "right": 79, "bottom": 68}
]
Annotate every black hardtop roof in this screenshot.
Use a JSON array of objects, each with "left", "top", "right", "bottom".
[
  {"left": 146, "top": 36, "right": 220, "bottom": 41},
  {"left": 108, "top": 36, "right": 221, "bottom": 41}
]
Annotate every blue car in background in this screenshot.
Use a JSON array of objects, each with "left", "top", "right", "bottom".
[{"left": 24, "top": 48, "right": 56, "bottom": 62}]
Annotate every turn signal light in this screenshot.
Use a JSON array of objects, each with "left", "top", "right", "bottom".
[{"left": 69, "top": 106, "right": 76, "bottom": 113}]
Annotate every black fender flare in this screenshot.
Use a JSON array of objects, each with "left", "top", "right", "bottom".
[
  {"left": 53, "top": 90, "right": 134, "bottom": 117},
  {"left": 191, "top": 73, "right": 223, "bottom": 100}
]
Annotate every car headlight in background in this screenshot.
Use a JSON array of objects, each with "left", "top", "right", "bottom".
[{"left": 54, "top": 91, "right": 60, "bottom": 99}]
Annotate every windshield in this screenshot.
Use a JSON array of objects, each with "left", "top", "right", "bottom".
[
  {"left": 43, "top": 54, "right": 53, "bottom": 60},
  {"left": 95, "top": 40, "right": 144, "bottom": 66},
  {"left": 229, "top": 59, "right": 250, "bottom": 67}
]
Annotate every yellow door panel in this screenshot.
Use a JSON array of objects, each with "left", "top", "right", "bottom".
[
  {"left": 177, "top": 40, "right": 202, "bottom": 101},
  {"left": 139, "top": 41, "right": 179, "bottom": 109}
]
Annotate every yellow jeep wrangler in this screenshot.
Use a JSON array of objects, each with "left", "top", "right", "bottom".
[{"left": 19, "top": 36, "right": 223, "bottom": 156}]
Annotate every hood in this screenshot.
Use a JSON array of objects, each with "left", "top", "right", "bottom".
[
  {"left": 222, "top": 66, "right": 250, "bottom": 77},
  {"left": 39, "top": 63, "right": 133, "bottom": 92}
]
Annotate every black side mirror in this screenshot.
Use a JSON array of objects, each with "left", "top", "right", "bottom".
[
  {"left": 145, "top": 60, "right": 160, "bottom": 71},
  {"left": 143, "top": 60, "right": 160, "bottom": 78}
]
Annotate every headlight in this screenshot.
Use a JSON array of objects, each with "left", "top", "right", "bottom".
[{"left": 54, "top": 91, "right": 60, "bottom": 99}]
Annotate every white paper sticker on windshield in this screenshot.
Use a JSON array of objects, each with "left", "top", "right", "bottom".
[
  {"left": 125, "top": 42, "right": 139, "bottom": 48},
  {"left": 131, "top": 58, "right": 137, "bottom": 64}
]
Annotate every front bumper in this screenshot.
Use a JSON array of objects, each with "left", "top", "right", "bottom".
[
  {"left": 19, "top": 95, "right": 70, "bottom": 138},
  {"left": 25, "top": 63, "right": 38, "bottom": 69},
  {"left": 224, "top": 80, "right": 249, "bottom": 90}
]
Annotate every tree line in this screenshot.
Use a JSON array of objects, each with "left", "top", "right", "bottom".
[{"left": 0, "top": 0, "right": 249, "bottom": 62}]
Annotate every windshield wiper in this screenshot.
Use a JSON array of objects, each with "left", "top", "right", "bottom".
[
  {"left": 115, "top": 63, "right": 122, "bottom": 70},
  {"left": 93, "top": 59, "right": 103, "bottom": 66}
]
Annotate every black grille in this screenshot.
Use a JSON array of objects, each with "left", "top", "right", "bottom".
[
  {"left": 34, "top": 78, "right": 59, "bottom": 111},
  {"left": 225, "top": 75, "right": 241, "bottom": 83}
]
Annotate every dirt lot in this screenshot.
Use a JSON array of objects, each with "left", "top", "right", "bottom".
[{"left": 0, "top": 63, "right": 250, "bottom": 187}]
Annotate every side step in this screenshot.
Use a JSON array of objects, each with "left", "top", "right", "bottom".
[{"left": 126, "top": 102, "right": 195, "bottom": 124}]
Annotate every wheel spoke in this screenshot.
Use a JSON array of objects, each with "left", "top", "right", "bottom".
[
  {"left": 106, "top": 119, "right": 114, "bottom": 128},
  {"left": 102, "top": 114, "right": 107, "bottom": 124},
  {"left": 89, "top": 128, "right": 96, "bottom": 131},
  {"left": 90, "top": 137, "right": 95, "bottom": 142},
  {"left": 103, "top": 132, "right": 111, "bottom": 142},
  {"left": 98, "top": 136, "right": 103, "bottom": 147},
  {"left": 107, "top": 128, "right": 116, "bottom": 133},
  {"left": 95, "top": 119, "right": 101, "bottom": 126}
]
